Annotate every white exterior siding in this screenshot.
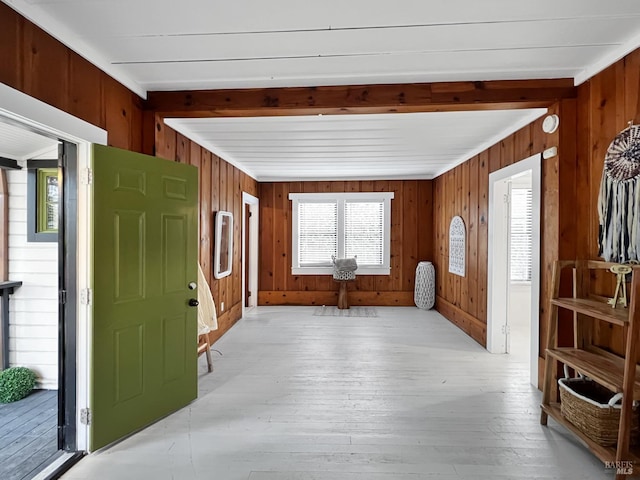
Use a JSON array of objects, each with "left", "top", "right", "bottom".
[{"left": 7, "top": 167, "right": 58, "bottom": 389}]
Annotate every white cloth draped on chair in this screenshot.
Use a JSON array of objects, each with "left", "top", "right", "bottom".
[
  {"left": 197, "top": 263, "right": 217, "bottom": 372},
  {"left": 197, "top": 263, "right": 218, "bottom": 334}
]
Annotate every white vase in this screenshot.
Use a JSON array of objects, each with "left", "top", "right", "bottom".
[{"left": 414, "top": 261, "right": 435, "bottom": 310}]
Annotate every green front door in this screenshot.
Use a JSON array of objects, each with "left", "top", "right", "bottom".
[{"left": 90, "top": 144, "right": 198, "bottom": 450}]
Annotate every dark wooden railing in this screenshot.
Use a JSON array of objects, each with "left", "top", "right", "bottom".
[{"left": 0, "top": 281, "right": 22, "bottom": 370}]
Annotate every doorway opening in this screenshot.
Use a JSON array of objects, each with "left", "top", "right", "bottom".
[
  {"left": 0, "top": 118, "right": 79, "bottom": 478},
  {"left": 242, "top": 192, "right": 259, "bottom": 316},
  {"left": 487, "top": 153, "right": 541, "bottom": 387},
  {"left": 0, "top": 83, "right": 106, "bottom": 474},
  {"left": 0, "top": 121, "right": 62, "bottom": 479}
]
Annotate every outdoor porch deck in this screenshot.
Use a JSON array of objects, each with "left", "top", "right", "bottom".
[{"left": 0, "top": 389, "right": 60, "bottom": 480}]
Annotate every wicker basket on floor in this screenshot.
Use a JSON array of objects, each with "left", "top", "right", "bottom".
[{"left": 559, "top": 377, "right": 639, "bottom": 446}]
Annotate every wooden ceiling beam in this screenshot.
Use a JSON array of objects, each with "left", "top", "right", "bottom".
[{"left": 146, "top": 79, "right": 576, "bottom": 118}]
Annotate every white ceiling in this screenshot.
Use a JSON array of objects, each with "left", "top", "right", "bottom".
[
  {"left": 0, "top": 120, "right": 59, "bottom": 161},
  {"left": 5, "top": 0, "right": 640, "bottom": 180},
  {"left": 166, "top": 109, "right": 547, "bottom": 180},
  {"left": 8, "top": 0, "right": 640, "bottom": 94}
]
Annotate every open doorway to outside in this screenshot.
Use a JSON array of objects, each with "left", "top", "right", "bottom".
[
  {"left": 487, "top": 153, "right": 541, "bottom": 387},
  {"left": 0, "top": 83, "right": 105, "bottom": 477},
  {"left": 0, "top": 120, "right": 62, "bottom": 480},
  {"left": 0, "top": 117, "right": 81, "bottom": 479}
]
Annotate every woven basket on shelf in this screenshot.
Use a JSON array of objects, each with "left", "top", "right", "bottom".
[{"left": 559, "top": 377, "right": 639, "bottom": 446}]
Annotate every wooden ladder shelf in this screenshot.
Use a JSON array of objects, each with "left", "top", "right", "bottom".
[{"left": 540, "top": 260, "right": 640, "bottom": 479}]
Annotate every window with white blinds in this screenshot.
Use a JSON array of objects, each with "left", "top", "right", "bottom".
[
  {"left": 298, "top": 202, "right": 337, "bottom": 266},
  {"left": 345, "top": 201, "right": 384, "bottom": 265},
  {"left": 290, "top": 192, "right": 394, "bottom": 275},
  {"left": 510, "top": 188, "right": 532, "bottom": 282}
]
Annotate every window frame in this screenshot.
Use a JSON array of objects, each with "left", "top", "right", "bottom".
[
  {"left": 27, "top": 160, "right": 59, "bottom": 243},
  {"left": 289, "top": 191, "right": 394, "bottom": 275}
]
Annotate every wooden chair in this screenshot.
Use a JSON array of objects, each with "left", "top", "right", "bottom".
[{"left": 198, "top": 333, "right": 213, "bottom": 373}]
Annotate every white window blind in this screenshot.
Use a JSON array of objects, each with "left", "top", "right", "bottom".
[
  {"left": 345, "top": 201, "right": 384, "bottom": 265},
  {"left": 510, "top": 188, "right": 532, "bottom": 282},
  {"left": 298, "top": 202, "right": 337, "bottom": 266},
  {"left": 290, "top": 192, "right": 394, "bottom": 275}
]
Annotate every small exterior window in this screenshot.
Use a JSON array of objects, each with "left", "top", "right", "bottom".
[
  {"left": 510, "top": 187, "right": 532, "bottom": 282},
  {"left": 27, "top": 163, "right": 59, "bottom": 242},
  {"left": 37, "top": 169, "right": 59, "bottom": 233},
  {"left": 289, "top": 192, "right": 394, "bottom": 275}
]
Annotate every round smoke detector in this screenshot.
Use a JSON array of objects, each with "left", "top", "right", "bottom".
[{"left": 542, "top": 114, "right": 560, "bottom": 134}]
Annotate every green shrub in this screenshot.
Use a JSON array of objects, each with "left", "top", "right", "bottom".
[{"left": 0, "top": 367, "right": 37, "bottom": 403}]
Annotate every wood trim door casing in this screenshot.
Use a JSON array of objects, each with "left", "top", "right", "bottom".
[{"left": 58, "top": 140, "right": 78, "bottom": 450}]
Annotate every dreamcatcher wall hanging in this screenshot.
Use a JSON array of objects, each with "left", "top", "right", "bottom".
[{"left": 598, "top": 123, "right": 640, "bottom": 263}]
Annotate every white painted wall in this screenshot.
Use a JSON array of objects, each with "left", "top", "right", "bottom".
[
  {"left": 508, "top": 282, "right": 532, "bottom": 358},
  {"left": 508, "top": 282, "right": 532, "bottom": 328},
  {"left": 7, "top": 164, "right": 58, "bottom": 389}
]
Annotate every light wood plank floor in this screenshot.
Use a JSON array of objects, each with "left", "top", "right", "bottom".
[{"left": 62, "top": 306, "right": 612, "bottom": 480}]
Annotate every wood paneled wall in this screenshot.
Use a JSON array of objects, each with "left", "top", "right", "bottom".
[
  {"left": 433, "top": 48, "right": 640, "bottom": 383},
  {"left": 6, "top": 0, "right": 640, "bottom": 371},
  {"left": 574, "top": 49, "right": 640, "bottom": 355},
  {"left": 0, "top": 2, "right": 144, "bottom": 152},
  {"left": 155, "top": 120, "right": 258, "bottom": 343},
  {"left": 258, "top": 180, "right": 433, "bottom": 306},
  {"left": 432, "top": 103, "right": 579, "bottom": 355},
  {"left": 0, "top": 3, "right": 259, "bottom": 343}
]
